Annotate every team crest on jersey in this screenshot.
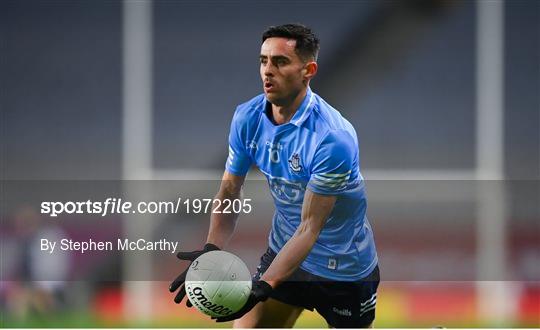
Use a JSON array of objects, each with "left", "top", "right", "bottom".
[{"left": 288, "top": 153, "right": 302, "bottom": 173}]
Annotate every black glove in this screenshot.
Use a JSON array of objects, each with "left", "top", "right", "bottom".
[
  {"left": 213, "top": 280, "right": 273, "bottom": 322},
  {"left": 169, "top": 243, "right": 220, "bottom": 306}
]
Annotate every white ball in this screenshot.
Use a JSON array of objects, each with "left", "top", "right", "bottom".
[{"left": 185, "top": 250, "right": 252, "bottom": 318}]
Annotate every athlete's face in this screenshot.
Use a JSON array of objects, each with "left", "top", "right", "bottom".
[{"left": 259, "top": 37, "right": 316, "bottom": 106}]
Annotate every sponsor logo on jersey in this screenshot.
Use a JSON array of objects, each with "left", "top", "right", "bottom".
[
  {"left": 268, "top": 176, "right": 305, "bottom": 204},
  {"left": 247, "top": 140, "right": 258, "bottom": 150}
]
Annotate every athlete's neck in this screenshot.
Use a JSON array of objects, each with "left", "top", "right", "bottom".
[{"left": 271, "top": 88, "right": 308, "bottom": 125}]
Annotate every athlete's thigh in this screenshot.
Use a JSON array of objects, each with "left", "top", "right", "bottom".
[
  {"left": 315, "top": 266, "right": 380, "bottom": 328},
  {"left": 233, "top": 297, "right": 303, "bottom": 328}
]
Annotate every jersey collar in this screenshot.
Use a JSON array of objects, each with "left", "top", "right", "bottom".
[
  {"left": 289, "top": 88, "right": 315, "bottom": 127},
  {"left": 261, "top": 88, "right": 315, "bottom": 127}
]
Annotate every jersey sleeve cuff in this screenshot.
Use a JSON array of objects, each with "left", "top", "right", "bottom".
[
  {"left": 306, "top": 183, "right": 346, "bottom": 196},
  {"left": 225, "top": 165, "right": 249, "bottom": 177}
]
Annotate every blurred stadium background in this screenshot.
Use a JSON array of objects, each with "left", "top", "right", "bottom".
[{"left": 1, "top": 0, "right": 539, "bottom": 328}]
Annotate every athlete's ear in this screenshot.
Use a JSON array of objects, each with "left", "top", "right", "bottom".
[{"left": 303, "top": 61, "right": 318, "bottom": 80}]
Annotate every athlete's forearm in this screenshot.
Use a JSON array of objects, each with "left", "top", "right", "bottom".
[
  {"left": 260, "top": 220, "right": 319, "bottom": 288},
  {"left": 260, "top": 190, "right": 336, "bottom": 288},
  {"left": 206, "top": 189, "right": 241, "bottom": 249},
  {"left": 206, "top": 171, "right": 246, "bottom": 249}
]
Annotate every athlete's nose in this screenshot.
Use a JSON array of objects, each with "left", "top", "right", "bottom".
[{"left": 262, "top": 62, "right": 274, "bottom": 77}]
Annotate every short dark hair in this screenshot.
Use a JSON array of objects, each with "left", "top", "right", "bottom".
[{"left": 262, "top": 23, "right": 320, "bottom": 61}]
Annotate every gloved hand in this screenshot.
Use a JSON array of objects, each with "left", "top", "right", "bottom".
[
  {"left": 213, "top": 280, "right": 273, "bottom": 322},
  {"left": 169, "top": 243, "right": 220, "bottom": 306}
]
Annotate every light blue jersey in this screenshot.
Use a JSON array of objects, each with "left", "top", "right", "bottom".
[{"left": 226, "top": 88, "right": 378, "bottom": 281}]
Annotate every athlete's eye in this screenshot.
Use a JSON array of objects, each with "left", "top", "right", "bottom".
[
  {"left": 275, "top": 58, "right": 287, "bottom": 66},
  {"left": 260, "top": 57, "right": 268, "bottom": 65}
]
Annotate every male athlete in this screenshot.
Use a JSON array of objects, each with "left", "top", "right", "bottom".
[{"left": 170, "top": 23, "right": 379, "bottom": 328}]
